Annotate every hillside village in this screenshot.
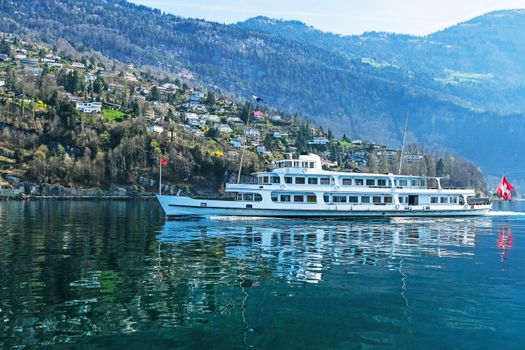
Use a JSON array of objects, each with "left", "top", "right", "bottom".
[{"left": 0, "top": 33, "right": 488, "bottom": 197}]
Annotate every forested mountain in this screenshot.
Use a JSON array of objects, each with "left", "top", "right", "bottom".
[{"left": 1, "top": 0, "right": 524, "bottom": 180}]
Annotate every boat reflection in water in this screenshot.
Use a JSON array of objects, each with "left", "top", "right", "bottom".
[{"left": 157, "top": 217, "right": 493, "bottom": 284}]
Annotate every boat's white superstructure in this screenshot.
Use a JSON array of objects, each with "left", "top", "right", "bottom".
[{"left": 157, "top": 154, "right": 491, "bottom": 218}]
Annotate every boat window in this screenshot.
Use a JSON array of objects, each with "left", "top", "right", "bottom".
[
  {"left": 361, "top": 196, "right": 370, "bottom": 203},
  {"left": 285, "top": 177, "right": 293, "bottom": 184},
  {"left": 263, "top": 176, "right": 269, "bottom": 184},
  {"left": 309, "top": 162, "right": 315, "bottom": 168},
  {"left": 431, "top": 197, "right": 438, "bottom": 203},
  {"left": 355, "top": 179, "right": 364, "bottom": 186},
  {"left": 295, "top": 177, "right": 305, "bottom": 184},
  {"left": 271, "top": 176, "right": 280, "bottom": 184},
  {"left": 377, "top": 179, "right": 387, "bottom": 187},
  {"left": 399, "top": 196, "right": 404, "bottom": 203},
  {"left": 271, "top": 193, "right": 278, "bottom": 202},
  {"left": 320, "top": 177, "right": 330, "bottom": 185},
  {"left": 281, "top": 194, "right": 291, "bottom": 202},
  {"left": 236, "top": 193, "right": 243, "bottom": 201},
  {"left": 257, "top": 177, "right": 263, "bottom": 184},
  {"left": 440, "top": 197, "right": 448, "bottom": 204},
  {"left": 450, "top": 196, "right": 458, "bottom": 203},
  {"left": 308, "top": 177, "right": 318, "bottom": 185},
  {"left": 254, "top": 194, "right": 262, "bottom": 201},
  {"left": 323, "top": 195, "right": 330, "bottom": 203},
  {"left": 342, "top": 178, "right": 352, "bottom": 185},
  {"left": 384, "top": 196, "right": 393, "bottom": 204},
  {"left": 366, "top": 179, "right": 375, "bottom": 186},
  {"left": 349, "top": 196, "right": 358, "bottom": 203},
  {"left": 333, "top": 195, "right": 347, "bottom": 203},
  {"left": 307, "top": 195, "right": 317, "bottom": 203},
  {"left": 243, "top": 193, "right": 254, "bottom": 201},
  {"left": 372, "top": 196, "right": 382, "bottom": 204},
  {"left": 294, "top": 195, "right": 304, "bottom": 202},
  {"left": 294, "top": 161, "right": 299, "bottom": 167},
  {"left": 398, "top": 180, "right": 407, "bottom": 187}
]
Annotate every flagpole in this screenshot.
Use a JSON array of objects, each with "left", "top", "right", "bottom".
[{"left": 159, "top": 157, "right": 162, "bottom": 195}]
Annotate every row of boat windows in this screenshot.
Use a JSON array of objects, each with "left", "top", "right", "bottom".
[
  {"left": 276, "top": 161, "right": 316, "bottom": 168},
  {"left": 430, "top": 196, "right": 459, "bottom": 204},
  {"left": 236, "top": 192, "right": 462, "bottom": 205},
  {"left": 269, "top": 192, "right": 393, "bottom": 205},
  {"left": 257, "top": 176, "right": 427, "bottom": 187}
]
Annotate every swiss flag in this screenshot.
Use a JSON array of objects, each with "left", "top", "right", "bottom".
[
  {"left": 160, "top": 157, "right": 168, "bottom": 166},
  {"left": 496, "top": 176, "right": 514, "bottom": 201}
]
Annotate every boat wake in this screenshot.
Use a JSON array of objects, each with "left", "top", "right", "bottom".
[
  {"left": 484, "top": 211, "right": 525, "bottom": 217},
  {"left": 209, "top": 215, "right": 271, "bottom": 221}
]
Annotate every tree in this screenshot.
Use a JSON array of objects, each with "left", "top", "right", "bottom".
[
  {"left": 205, "top": 91, "right": 215, "bottom": 106},
  {"left": 149, "top": 86, "right": 160, "bottom": 101},
  {"left": 436, "top": 158, "right": 445, "bottom": 177},
  {"left": 0, "top": 39, "right": 11, "bottom": 55}
]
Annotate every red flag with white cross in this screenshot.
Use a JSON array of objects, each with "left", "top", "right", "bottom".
[{"left": 496, "top": 176, "right": 514, "bottom": 201}]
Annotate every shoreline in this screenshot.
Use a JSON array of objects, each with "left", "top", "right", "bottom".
[{"left": 0, "top": 195, "right": 157, "bottom": 201}]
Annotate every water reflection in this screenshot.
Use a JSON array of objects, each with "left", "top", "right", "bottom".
[
  {"left": 1, "top": 201, "right": 521, "bottom": 349},
  {"left": 497, "top": 225, "right": 513, "bottom": 262},
  {"left": 159, "top": 217, "right": 492, "bottom": 284}
]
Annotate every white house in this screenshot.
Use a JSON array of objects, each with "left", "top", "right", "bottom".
[
  {"left": 271, "top": 115, "right": 282, "bottom": 122},
  {"left": 203, "top": 114, "right": 220, "bottom": 123},
  {"left": 147, "top": 125, "right": 165, "bottom": 134},
  {"left": 218, "top": 124, "right": 233, "bottom": 133},
  {"left": 246, "top": 128, "right": 261, "bottom": 138},
  {"left": 0, "top": 78, "right": 5, "bottom": 87},
  {"left": 308, "top": 137, "right": 329, "bottom": 145},
  {"left": 229, "top": 139, "right": 242, "bottom": 148},
  {"left": 404, "top": 154, "right": 424, "bottom": 163},
  {"left": 227, "top": 116, "right": 243, "bottom": 124},
  {"left": 273, "top": 131, "right": 288, "bottom": 139},
  {"left": 256, "top": 145, "right": 267, "bottom": 154},
  {"left": 76, "top": 102, "right": 102, "bottom": 113},
  {"left": 71, "top": 62, "right": 85, "bottom": 69}
]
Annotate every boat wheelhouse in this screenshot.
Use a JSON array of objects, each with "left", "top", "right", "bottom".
[{"left": 157, "top": 154, "right": 491, "bottom": 218}]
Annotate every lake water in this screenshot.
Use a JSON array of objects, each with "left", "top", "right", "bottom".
[{"left": 1, "top": 200, "right": 524, "bottom": 349}]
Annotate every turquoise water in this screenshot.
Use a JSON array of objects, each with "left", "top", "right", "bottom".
[{"left": 0, "top": 200, "right": 524, "bottom": 349}]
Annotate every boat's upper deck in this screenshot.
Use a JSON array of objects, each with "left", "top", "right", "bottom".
[{"left": 230, "top": 154, "right": 471, "bottom": 193}]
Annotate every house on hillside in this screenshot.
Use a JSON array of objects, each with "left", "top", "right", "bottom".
[
  {"left": 0, "top": 54, "right": 9, "bottom": 61},
  {"left": 377, "top": 150, "right": 397, "bottom": 161},
  {"left": 218, "top": 124, "right": 233, "bottom": 133},
  {"left": 71, "top": 62, "right": 85, "bottom": 69},
  {"left": 0, "top": 78, "right": 5, "bottom": 87},
  {"left": 308, "top": 137, "right": 329, "bottom": 145},
  {"left": 404, "top": 154, "right": 423, "bottom": 163},
  {"left": 108, "top": 83, "right": 125, "bottom": 93},
  {"left": 256, "top": 145, "right": 267, "bottom": 154},
  {"left": 229, "top": 139, "right": 242, "bottom": 148},
  {"left": 23, "top": 67, "right": 43, "bottom": 75},
  {"left": 76, "top": 102, "right": 102, "bottom": 113},
  {"left": 273, "top": 131, "right": 288, "bottom": 139},
  {"left": 20, "top": 57, "right": 38, "bottom": 66},
  {"left": 252, "top": 110, "right": 265, "bottom": 121},
  {"left": 246, "top": 128, "right": 261, "bottom": 139},
  {"left": 147, "top": 125, "right": 164, "bottom": 134}
]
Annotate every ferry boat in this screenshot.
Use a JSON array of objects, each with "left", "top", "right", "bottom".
[{"left": 156, "top": 154, "right": 492, "bottom": 218}]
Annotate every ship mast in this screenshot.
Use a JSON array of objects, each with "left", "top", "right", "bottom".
[{"left": 398, "top": 112, "right": 409, "bottom": 175}]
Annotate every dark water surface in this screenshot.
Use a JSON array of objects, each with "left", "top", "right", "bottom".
[{"left": 1, "top": 200, "right": 524, "bottom": 349}]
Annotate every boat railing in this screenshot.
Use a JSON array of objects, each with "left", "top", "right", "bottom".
[{"left": 467, "top": 197, "right": 491, "bottom": 205}]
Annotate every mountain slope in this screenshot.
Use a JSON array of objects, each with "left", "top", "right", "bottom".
[{"left": 0, "top": 0, "right": 524, "bottom": 178}]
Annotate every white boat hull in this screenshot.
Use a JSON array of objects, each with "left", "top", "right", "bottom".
[{"left": 156, "top": 195, "right": 492, "bottom": 218}]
